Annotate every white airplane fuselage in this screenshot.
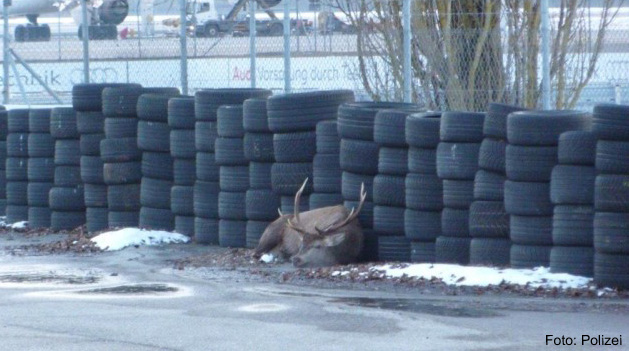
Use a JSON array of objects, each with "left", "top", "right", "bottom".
[{"left": 7, "top": 0, "right": 58, "bottom": 17}]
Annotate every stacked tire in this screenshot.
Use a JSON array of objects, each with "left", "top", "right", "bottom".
[
  {"left": 49, "top": 108, "right": 85, "bottom": 231},
  {"left": 244, "top": 98, "right": 280, "bottom": 248},
  {"left": 435, "top": 112, "right": 485, "bottom": 264},
  {"left": 6, "top": 109, "right": 30, "bottom": 223},
  {"left": 372, "top": 109, "right": 422, "bottom": 262},
  {"left": 310, "top": 120, "right": 343, "bottom": 210},
  {"left": 27, "top": 109, "right": 55, "bottom": 229},
  {"left": 550, "top": 131, "right": 597, "bottom": 277},
  {"left": 337, "top": 101, "right": 418, "bottom": 261},
  {"left": 169, "top": 97, "right": 196, "bottom": 237},
  {"left": 469, "top": 103, "right": 526, "bottom": 266},
  {"left": 404, "top": 112, "right": 442, "bottom": 263},
  {"left": 0, "top": 109, "right": 7, "bottom": 215},
  {"left": 194, "top": 89, "right": 272, "bottom": 246},
  {"left": 592, "top": 104, "right": 629, "bottom": 288},
  {"left": 505, "top": 110, "right": 591, "bottom": 268}
]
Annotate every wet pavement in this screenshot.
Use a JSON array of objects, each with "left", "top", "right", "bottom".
[{"left": 0, "top": 233, "right": 628, "bottom": 351}]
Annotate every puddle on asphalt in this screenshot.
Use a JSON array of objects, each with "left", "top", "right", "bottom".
[
  {"left": 331, "top": 298, "right": 500, "bottom": 318},
  {"left": 0, "top": 273, "right": 100, "bottom": 285},
  {"left": 77, "top": 284, "right": 178, "bottom": 295}
]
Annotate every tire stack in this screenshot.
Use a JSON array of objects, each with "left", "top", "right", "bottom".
[
  {"left": 550, "top": 131, "right": 597, "bottom": 277},
  {"left": 337, "top": 102, "right": 418, "bottom": 262},
  {"left": 268, "top": 90, "right": 354, "bottom": 215},
  {"left": 6, "top": 109, "right": 30, "bottom": 223},
  {"left": 194, "top": 89, "right": 272, "bottom": 246},
  {"left": 309, "top": 120, "right": 343, "bottom": 209},
  {"left": 243, "top": 98, "right": 280, "bottom": 248},
  {"left": 27, "top": 109, "right": 54, "bottom": 228},
  {"left": 169, "top": 96, "right": 196, "bottom": 237},
  {"left": 592, "top": 103, "right": 629, "bottom": 288},
  {"left": 404, "top": 112, "right": 442, "bottom": 263},
  {"left": 505, "top": 110, "right": 591, "bottom": 268},
  {"left": 435, "top": 111, "right": 485, "bottom": 264},
  {"left": 372, "top": 109, "right": 422, "bottom": 261},
  {"left": 0, "top": 109, "right": 7, "bottom": 215},
  {"left": 469, "top": 103, "right": 526, "bottom": 266}
]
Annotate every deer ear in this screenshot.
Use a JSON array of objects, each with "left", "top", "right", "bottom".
[{"left": 323, "top": 232, "right": 346, "bottom": 247}]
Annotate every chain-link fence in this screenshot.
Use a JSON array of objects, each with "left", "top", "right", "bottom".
[{"left": 1, "top": 0, "right": 627, "bottom": 111}]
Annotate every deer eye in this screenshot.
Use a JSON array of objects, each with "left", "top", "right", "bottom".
[{"left": 313, "top": 243, "right": 323, "bottom": 249}]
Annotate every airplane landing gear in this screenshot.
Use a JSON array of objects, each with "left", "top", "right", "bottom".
[
  {"left": 78, "top": 24, "right": 119, "bottom": 40},
  {"left": 14, "top": 15, "right": 51, "bottom": 43}
]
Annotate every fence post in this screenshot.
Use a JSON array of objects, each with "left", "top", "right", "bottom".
[
  {"left": 541, "top": 0, "right": 550, "bottom": 109},
  {"left": 249, "top": 0, "right": 256, "bottom": 88},
  {"left": 81, "top": 0, "right": 90, "bottom": 84},
  {"left": 403, "top": 0, "right": 411, "bottom": 103},
  {"left": 179, "top": 0, "right": 188, "bottom": 95},
  {"left": 3, "top": 2, "right": 9, "bottom": 104},
  {"left": 283, "top": 0, "right": 291, "bottom": 93}
]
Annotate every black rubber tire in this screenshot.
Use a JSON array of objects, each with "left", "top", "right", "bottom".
[
  {"left": 80, "top": 134, "right": 105, "bottom": 156},
  {"left": 557, "top": 131, "right": 597, "bottom": 165},
  {"left": 195, "top": 89, "right": 272, "bottom": 121},
  {"left": 510, "top": 215, "right": 553, "bottom": 245},
  {"left": 174, "top": 216, "right": 195, "bottom": 237},
  {"left": 440, "top": 111, "right": 485, "bottom": 143},
  {"left": 28, "top": 206, "right": 51, "bottom": 229},
  {"left": 280, "top": 195, "right": 309, "bottom": 214},
  {"left": 108, "top": 184, "right": 140, "bottom": 211},
  {"left": 170, "top": 130, "right": 196, "bottom": 159},
  {"left": 506, "top": 145, "right": 558, "bottom": 182},
  {"left": 507, "top": 110, "right": 591, "bottom": 146},
  {"left": 0, "top": 111, "right": 7, "bottom": 141},
  {"left": 595, "top": 140, "right": 629, "bottom": 174},
  {"left": 316, "top": 120, "right": 340, "bottom": 154},
  {"left": 170, "top": 186, "right": 194, "bottom": 216},
  {"left": 194, "top": 121, "right": 218, "bottom": 152},
  {"left": 137, "top": 93, "right": 180, "bottom": 122},
  {"left": 410, "top": 241, "right": 436, "bottom": 263},
  {"left": 108, "top": 211, "right": 139, "bottom": 228},
  {"left": 49, "top": 187, "right": 85, "bottom": 211},
  {"left": 309, "top": 193, "right": 344, "bottom": 209},
  {"left": 168, "top": 97, "right": 196, "bottom": 129},
  {"left": 86, "top": 207, "right": 109, "bottom": 233},
  {"left": 339, "top": 139, "right": 379, "bottom": 175},
  {"left": 408, "top": 147, "right": 436, "bottom": 174},
  {"left": 7, "top": 109, "right": 30, "bottom": 133},
  {"left": 377, "top": 236, "right": 411, "bottom": 262},
  {"left": 244, "top": 132, "right": 275, "bottom": 162},
  {"left": 343, "top": 200, "right": 374, "bottom": 229},
  {"left": 196, "top": 152, "right": 219, "bottom": 182},
  {"left": 139, "top": 207, "right": 174, "bottom": 231},
  {"left": 195, "top": 217, "right": 219, "bottom": 245},
  {"left": 73, "top": 83, "right": 141, "bottom": 112},
  {"left": 268, "top": 100, "right": 355, "bottom": 133},
  {"left": 271, "top": 162, "right": 313, "bottom": 196},
  {"left": 550, "top": 165, "right": 595, "bottom": 205},
  {"left": 6, "top": 205, "right": 28, "bottom": 223},
  {"left": 101, "top": 85, "right": 144, "bottom": 118},
  {"left": 80, "top": 156, "right": 104, "bottom": 184},
  {"left": 84, "top": 183, "right": 108, "bottom": 208},
  {"left": 474, "top": 170, "right": 505, "bottom": 201},
  {"left": 50, "top": 108, "right": 79, "bottom": 139},
  {"left": 469, "top": 238, "right": 511, "bottom": 266},
  {"left": 216, "top": 105, "right": 244, "bottom": 138},
  {"left": 510, "top": 244, "right": 551, "bottom": 269},
  {"left": 595, "top": 174, "right": 629, "bottom": 212},
  {"left": 194, "top": 181, "right": 220, "bottom": 219},
  {"left": 215, "top": 137, "right": 246, "bottom": 166},
  {"left": 484, "top": 103, "right": 528, "bottom": 139},
  {"left": 478, "top": 138, "right": 507, "bottom": 173},
  {"left": 27, "top": 158, "right": 54, "bottom": 182},
  {"left": 378, "top": 147, "right": 408, "bottom": 176},
  {"left": 245, "top": 189, "right": 281, "bottom": 220},
  {"left": 337, "top": 102, "right": 417, "bottom": 141},
  {"left": 54, "top": 140, "right": 81, "bottom": 166},
  {"left": 504, "top": 180, "right": 552, "bottom": 216},
  {"left": 243, "top": 98, "right": 270, "bottom": 133},
  {"left": 174, "top": 159, "right": 196, "bottom": 186},
  {"left": 246, "top": 220, "right": 270, "bottom": 249},
  {"left": 27, "top": 182, "right": 53, "bottom": 207},
  {"left": 594, "top": 212, "right": 629, "bottom": 254},
  {"left": 28, "top": 108, "right": 52, "bottom": 133},
  {"left": 6, "top": 181, "right": 28, "bottom": 205},
  {"left": 220, "top": 166, "right": 249, "bottom": 192},
  {"left": 0, "top": 140, "right": 6, "bottom": 160},
  {"left": 469, "top": 200, "right": 509, "bottom": 238},
  {"left": 7, "top": 133, "right": 29, "bottom": 157},
  {"left": 441, "top": 208, "right": 470, "bottom": 238},
  {"left": 358, "top": 230, "right": 379, "bottom": 262},
  {"left": 76, "top": 111, "right": 105, "bottom": 135},
  {"left": 373, "top": 175, "right": 405, "bottom": 207},
  {"left": 313, "top": 154, "right": 341, "bottom": 193},
  {"left": 100, "top": 137, "right": 141, "bottom": 163},
  {"left": 50, "top": 211, "right": 86, "bottom": 232},
  {"left": 553, "top": 205, "right": 594, "bottom": 246},
  {"left": 550, "top": 246, "right": 594, "bottom": 277},
  {"left": 435, "top": 236, "right": 470, "bottom": 265},
  {"left": 104, "top": 118, "right": 138, "bottom": 138},
  {"left": 249, "top": 162, "right": 273, "bottom": 190},
  {"left": 404, "top": 209, "right": 441, "bottom": 241},
  {"left": 373, "top": 205, "right": 405, "bottom": 236},
  {"left": 27, "top": 133, "right": 55, "bottom": 158},
  {"left": 443, "top": 179, "right": 474, "bottom": 209},
  {"left": 54, "top": 166, "right": 81, "bottom": 187},
  {"left": 140, "top": 177, "right": 172, "bottom": 209},
  {"left": 436, "top": 142, "right": 480, "bottom": 180},
  {"left": 218, "top": 219, "right": 247, "bottom": 248},
  {"left": 267, "top": 89, "right": 352, "bottom": 111},
  {"left": 374, "top": 109, "right": 417, "bottom": 147},
  {"left": 592, "top": 103, "right": 629, "bottom": 141},
  {"left": 103, "top": 162, "right": 141, "bottom": 185},
  {"left": 594, "top": 252, "right": 629, "bottom": 289},
  {"left": 341, "top": 172, "right": 373, "bottom": 201},
  {"left": 273, "top": 131, "right": 317, "bottom": 163},
  {"left": 141, "top": 152, "right": 174, "bottom": 180},
  {"left": 137, "top": 121, "right": 170, "bottom": 152}
]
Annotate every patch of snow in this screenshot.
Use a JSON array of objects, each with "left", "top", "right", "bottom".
[
  {"left": 91, "top": 228, "right": 190, "bottom": 251},
  {"left": 260, "top": 254, "right": 275, "bottom": 263},
  {"left": 9, "top": 221, "right": 28, "bottom": 229},
  {"left": 371, "top": 264, "right": 592, "bottom": 289}
]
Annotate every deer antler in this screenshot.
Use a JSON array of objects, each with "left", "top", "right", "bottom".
[
  {"left": 318, "top": 182, "right": 367, "bottom": 234},
  {"left": 286, "top": 178, "right": 309, "bottom": 234}
]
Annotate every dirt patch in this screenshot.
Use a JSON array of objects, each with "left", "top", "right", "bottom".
[{"left": 6, "top": 227, "right": 103, "bottom": 255}]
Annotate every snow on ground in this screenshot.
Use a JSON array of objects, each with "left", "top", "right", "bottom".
[
  {"left": 0, "top": 217, "right": 28, "bottom": 229},
  {"left": 91, "top": 228, "right": 190, "bottom": 251},
  {"left": 360, "top": 263, "right": 592, "bottom": 290}
]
